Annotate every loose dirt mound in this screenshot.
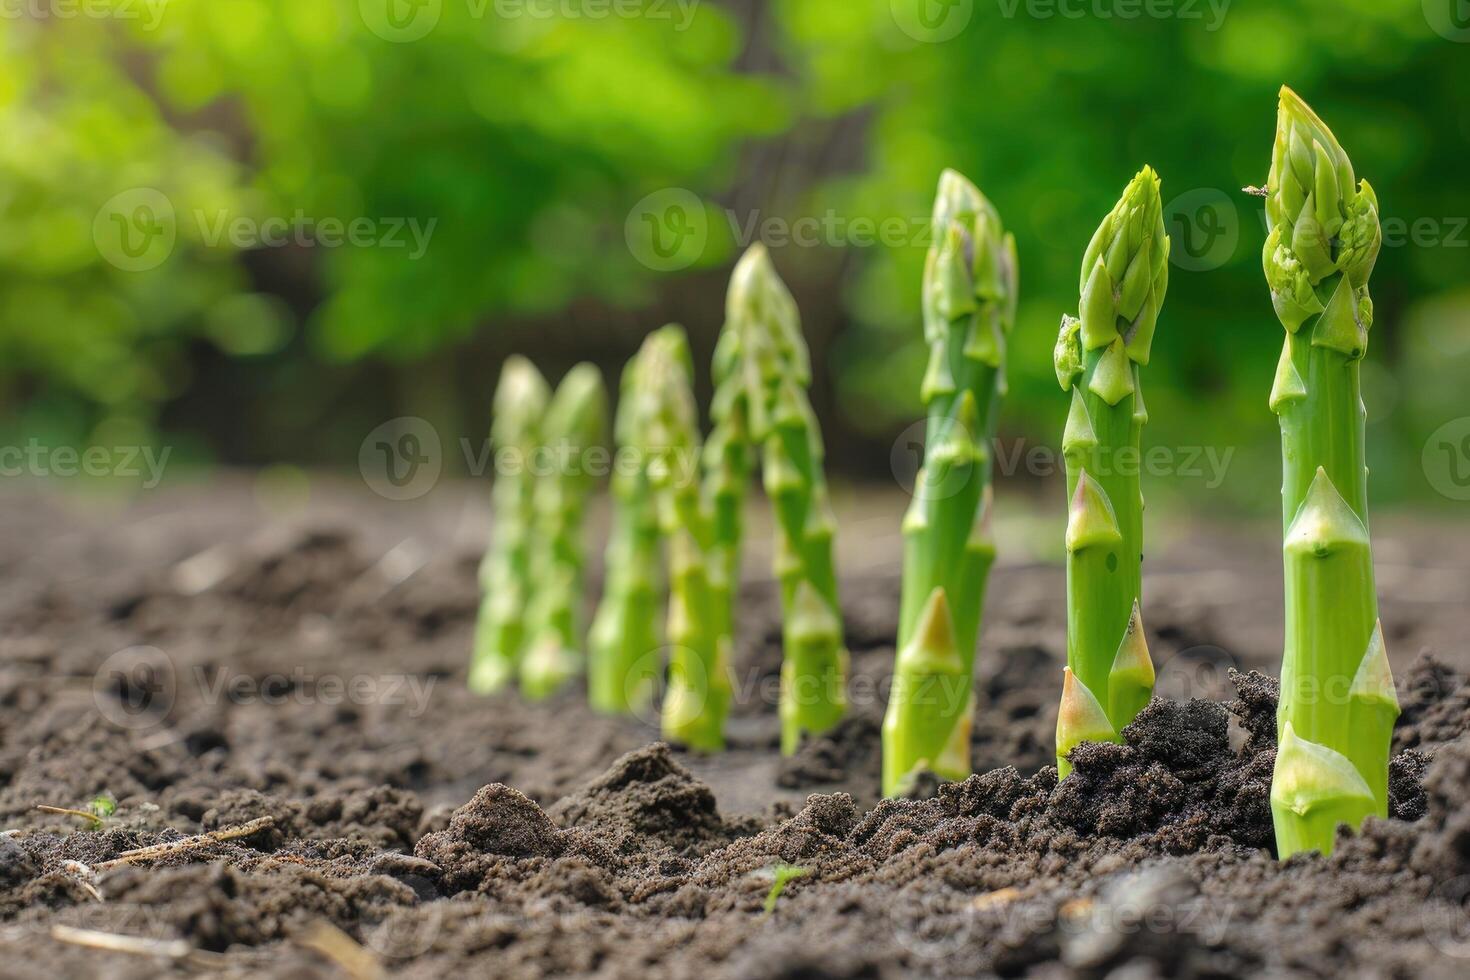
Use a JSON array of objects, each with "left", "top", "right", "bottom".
[{"left": 1, "top": 488, "right": 1469, "bottom": 977}]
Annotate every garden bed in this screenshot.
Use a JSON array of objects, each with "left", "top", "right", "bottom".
[{"left": 0, "top": 479, "right": 1467, "bottom": 978}]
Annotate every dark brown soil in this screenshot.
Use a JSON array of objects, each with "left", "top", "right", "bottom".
[{"left": 1, "top": 478, "right": 1469, "bottom": 978}]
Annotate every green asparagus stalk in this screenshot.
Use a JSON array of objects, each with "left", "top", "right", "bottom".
[
  {"left": 726, "top": 245, "right": 848, "bottom": 755},
  {"left": 703, "top": 269, "right": 754, "bottom": 707},
  {"left": 1261, "top": 87, "right": 1396, "bottom": 858},
  {"left": 470, "top": 356, "right": 550, "bottom": 694},
  {"left": 882, "top": 170, "right": 1017, "bottom": 797},
  {"left": 1053, "top": 167, "right": 1168, "bottom": 775},
  {"left": 520, "top": 364, "right": 609, "bottom": 700},
  {"left": 633, "top": 325, "right": 732, "bottom": 751},
  {"left": 588, "top": 359, "right": 663, "bottom": 715}
]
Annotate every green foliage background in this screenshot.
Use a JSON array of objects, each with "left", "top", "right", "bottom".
[{"left": 0, "top": 0, "right": 1465, "bottom": 509}]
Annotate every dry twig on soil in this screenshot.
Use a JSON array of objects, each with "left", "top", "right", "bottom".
[{"left": 93, "top": 816, "right": 275, "bottom": 870}]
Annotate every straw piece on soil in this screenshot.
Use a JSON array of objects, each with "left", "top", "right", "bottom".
[
  {"left": 50, "top": 925, "right": 191, "bottom": 960},
  {"left": 93, "top": 816, "right": 275, "bottom": 870},
  {"left": 58, "top": 862, "right": 104, "bottom": 903},
  {"left": 171, "top": 543, "right": 236, "bottom": 595},
  {"left": 297, "top": 920, "right": 385, "bottom": 980},
  {"left": 1061, "top": 897, "right": 1096, "bottom": 920},
  {"left": 970, "top": 887, "right": 1022, "bottom": 910},
  {"left": 50, "top": 925, "right": 228, "bottom": 969},
  {"left": 34, "top": 805, "right": 102, "bottom": 826}
]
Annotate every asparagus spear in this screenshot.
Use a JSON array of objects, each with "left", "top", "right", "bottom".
[
  {"left": 1261, "top": 87, "right": 1395, "bottom": 858},
  {"left": 703, "top": 264, "right": 755, "bottom": 709},
  {"left": 469, "top": 356, "right": 550, "bottom": 694},
  {"left": 882, "top": 170, "right": 1017, "bottom": 797},
  {"left": 588, "top": 359, "right": 663, "bottom": 715},
  {"left": 725, "top": 245, "right": 848, "bottom": 754},
  {"left": 520, "top": 364, "right": 609, "bottom": 700},
  {"left": 632, "top": 325, "right": 732, "bottom": 751},
  {"left": 1053, "top": 167, "right": 1168, "bottom": 777}
]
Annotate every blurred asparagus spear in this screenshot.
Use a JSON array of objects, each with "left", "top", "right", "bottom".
[
  {"left": 725, "top": 245, "right": 848, "bottom": 754},
  {"left": 702, "top": 260, "right": 754, "bottom": 712},
  {"left": 882, "top": 170, "right": 1017, "bottom": 797},
  {"left": 633, "top": 325, "right": 731, "bottom": 751},
  {"left": 1261, "top": 87, "right": 1395, "bottom": 858},
  {"left": 469, "top": 356, "right": 549, "bottom": 694},
  {"left": 588, "top": 359, "right": 663, "bottom": 715},
  {"left": 1053, "top": 166, "right": 1168, "bottom": 777},
  {"left": 520, "top": 364, "right": 608, "bottom": 699}
]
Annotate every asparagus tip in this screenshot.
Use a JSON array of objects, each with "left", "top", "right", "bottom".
[
  {"left": 492, "top": 357, "right": 551, "bottom": 441},
  {"left": 1077, "top": 168, "right": 1169, "bottom": 363},
  {"left": 728, "top": 243, "right": 806, "bottom": 392},
  {"left": 546, "top": 363, "right": 608, "bottom": 450},
  {"left": 496, "top": 355, "right": 549, "bottom": 406},
  {"left": 934, "top": 168, "right": 985, "bottom": 223},
  {"left": 730, "top": 241, "right": 776, "bottom": 296},
  {"left": 1276, "top": 84, "right": 1328, "bottom": 133}
]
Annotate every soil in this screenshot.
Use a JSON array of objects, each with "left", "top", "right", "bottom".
[{"left": 1, "top": 477, "right": 1469, "bottom": 978}]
